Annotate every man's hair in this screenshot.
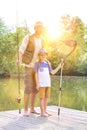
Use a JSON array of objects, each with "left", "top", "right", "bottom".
[{"left": 34, "top": 21, "right": 44, "bottom": 30}]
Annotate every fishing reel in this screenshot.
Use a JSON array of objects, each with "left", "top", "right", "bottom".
[{"left": 16, "top": 96, "right": 21, "bottom": 103}]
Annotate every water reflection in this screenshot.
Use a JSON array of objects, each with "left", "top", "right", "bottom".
[
  {"left": 0, "top": 78, "right": 24, "bottom": 111},
  {"left": 51, "top": 76, "right": 87, "bottom": 112},
  {"left": 0, "top": 76, "right": 87, "bottom": 112}
]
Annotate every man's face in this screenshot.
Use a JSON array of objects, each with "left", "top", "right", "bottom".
[{"left": 35, "top": 25, "right": 44, "bottom": 35}]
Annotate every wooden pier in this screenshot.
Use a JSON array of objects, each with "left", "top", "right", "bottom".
[{"left": 0, "top": 106, "right": 87, "bottom": 130}]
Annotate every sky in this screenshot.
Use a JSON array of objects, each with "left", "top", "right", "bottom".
[{"left": 0, "top": 0, "right": 87, "bottom": 31}]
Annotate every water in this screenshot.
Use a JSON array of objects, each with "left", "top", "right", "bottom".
[
  {"left": 51, "top": 76, "right": 87, "bottom": 112},
  {"left": 0, "top": 76, "right": 87, "bottom": 112}
]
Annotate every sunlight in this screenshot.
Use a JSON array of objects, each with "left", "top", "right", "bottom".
[{"left": 47, "top": 21, "right": 61, "bottom": 40}]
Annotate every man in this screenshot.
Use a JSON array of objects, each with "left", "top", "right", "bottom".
[{"left": 16, "top": 21, "right": 45, "bottom": 116}]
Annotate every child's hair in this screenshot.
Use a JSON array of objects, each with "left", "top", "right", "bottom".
[{"left": 38, "top": 48, "right": 48, "bottom": 55}]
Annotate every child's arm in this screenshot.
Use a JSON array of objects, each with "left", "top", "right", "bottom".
[
  {"left": 35, "top": 72, "right": 40, "bottom": 90},
  {"left": 50, "top": 60, "right": 64, "bottom": 75}
]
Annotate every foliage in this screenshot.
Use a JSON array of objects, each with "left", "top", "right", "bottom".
[
  {"left": 0, "top": 18, "right": 9, "bottom": 38},
  {"left": 0, "top": 18, "right": 29, "bottom": 76},
  {"left": 0, "top": 15, "right": 87, "bottom": 76},
  {"left": 47, "top": 14, "right": 87, "bottom": 76}
]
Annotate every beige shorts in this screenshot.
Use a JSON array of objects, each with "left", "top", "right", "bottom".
[
  {"left": 39, "top": 87, "right": 51, "bottom": 98},
  {"left": 24, "top": 67, "right": 38, "bottom": 94}
]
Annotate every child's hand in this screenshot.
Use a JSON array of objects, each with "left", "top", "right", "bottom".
[
  {"left": 61, "top": 62, "right": 64, "bottom": 67},
  {"left": 61, "top": 58, "right": 64, "bottom": 64},
  {"left": 61, "top": 58, "right": 64, "bottom": 63},
  {"left": 60, "top": 58, "right": 64, "bottom": 68}
]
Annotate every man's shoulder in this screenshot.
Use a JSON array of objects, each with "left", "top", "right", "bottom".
[
  {"left": 24, "top": 33, "right": 33, "bottom": 38},
  {"left": 23, "top": 34, "right": 34, "bottom": 42},
  {"left": 24, "top": 34, "right": 30, "bottom": 39}
]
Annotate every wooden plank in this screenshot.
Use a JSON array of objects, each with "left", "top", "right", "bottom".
[{"left": 0, "top": 106, "right": 87, "bottom": 130}]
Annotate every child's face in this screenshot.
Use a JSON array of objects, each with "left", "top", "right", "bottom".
[{"left": 38, "top": 53, "right": 47, "bottom": 61}]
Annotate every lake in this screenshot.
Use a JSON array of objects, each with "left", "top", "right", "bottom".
[{"left": 0, "top": 76, "right": 87, "bottom": 112}]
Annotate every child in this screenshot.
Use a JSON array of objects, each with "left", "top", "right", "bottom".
[{"left": 34, "top": 48, "right": 64, "bottom": 117}]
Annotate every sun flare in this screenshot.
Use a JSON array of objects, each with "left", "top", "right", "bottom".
[{"left": 46, "top": 21, "right": 61, "bottom": 40}]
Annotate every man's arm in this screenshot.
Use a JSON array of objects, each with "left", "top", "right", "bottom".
[
  {"left": 16, "top": 34, "right": 29, "bottom": 65},
  {"left": 35, "top": 72, "right": 40, "bottom": 90}
]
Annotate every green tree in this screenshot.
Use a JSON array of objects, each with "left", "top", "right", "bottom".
[
  {"left": 0, "top": 18, "right": 29, "bottom": 76},
  {"left": 47, "top": 14, "right": 86, "bottom": 75}
]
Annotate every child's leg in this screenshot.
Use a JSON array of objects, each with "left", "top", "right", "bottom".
[
  {"left": 40, "top": 98, "right": 45, "bottom": 115},
  {"left": 39, "top": 88, "right": 46, "bottom": 115},
  {"left": 40, "top": 98, "right": 48, "bottom": 114},
  {"left": 45, "top": 87, "right": 52, "bottom": 116},
  {"left": 45, "top": 87, "right": 50, "bottom": 113},
  {"left": 40, "top": 98, "right": 48, "bottom": 116},
  {"left": 44, "top": 98, "right": 47, "bottom": 113},
  {"left": 44, "top": 98, "right": 52, "bottom": 116},
  {"left": 39, "top": 87, "right": 50, "bottom": 116}
]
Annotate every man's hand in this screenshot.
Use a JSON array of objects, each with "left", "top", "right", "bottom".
[
  {"left": 16, "top": 51, "right": 22, "bottom": 66},
  {"left": 36, "top": 85, "right": 40, "bottom": 91},
  {"left": 16, "top": 59, "right": 21, "bottom": 66}
]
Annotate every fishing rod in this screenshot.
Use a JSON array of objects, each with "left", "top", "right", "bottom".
[
  {"left": 58, "top": 60, "right": 63, "bottom": 116},
  {"left": 16, "top": 31, "right": 21, "bottom": 114},
  {"left": 58, "top": 40, "right": 77, "bottom": 116},
  {"left": 16, "top": 0, "right": 21, "bottom": 114}
]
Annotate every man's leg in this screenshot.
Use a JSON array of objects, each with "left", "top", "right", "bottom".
[
  {"left": 23, "top": 93, "right": 30, "bottom": 116},
  {"left": 30, "top": 92, "right": 36, "bottom": 112},
  {"left": 30, "top": 92, "right": 40, "bottom": 114}
]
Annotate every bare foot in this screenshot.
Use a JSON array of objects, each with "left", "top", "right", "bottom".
[
  {"left": 45, "top": 112, "right": 52, "bottom": 116},
  {"left": 23, "top": 111, "right": 29, "bottom": 117},
  {"left": 30, "top": 110, "right": 40, "bottom": 115},
  {"left": 41, "top": 113, "right": 49, "bottom": 117}
]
